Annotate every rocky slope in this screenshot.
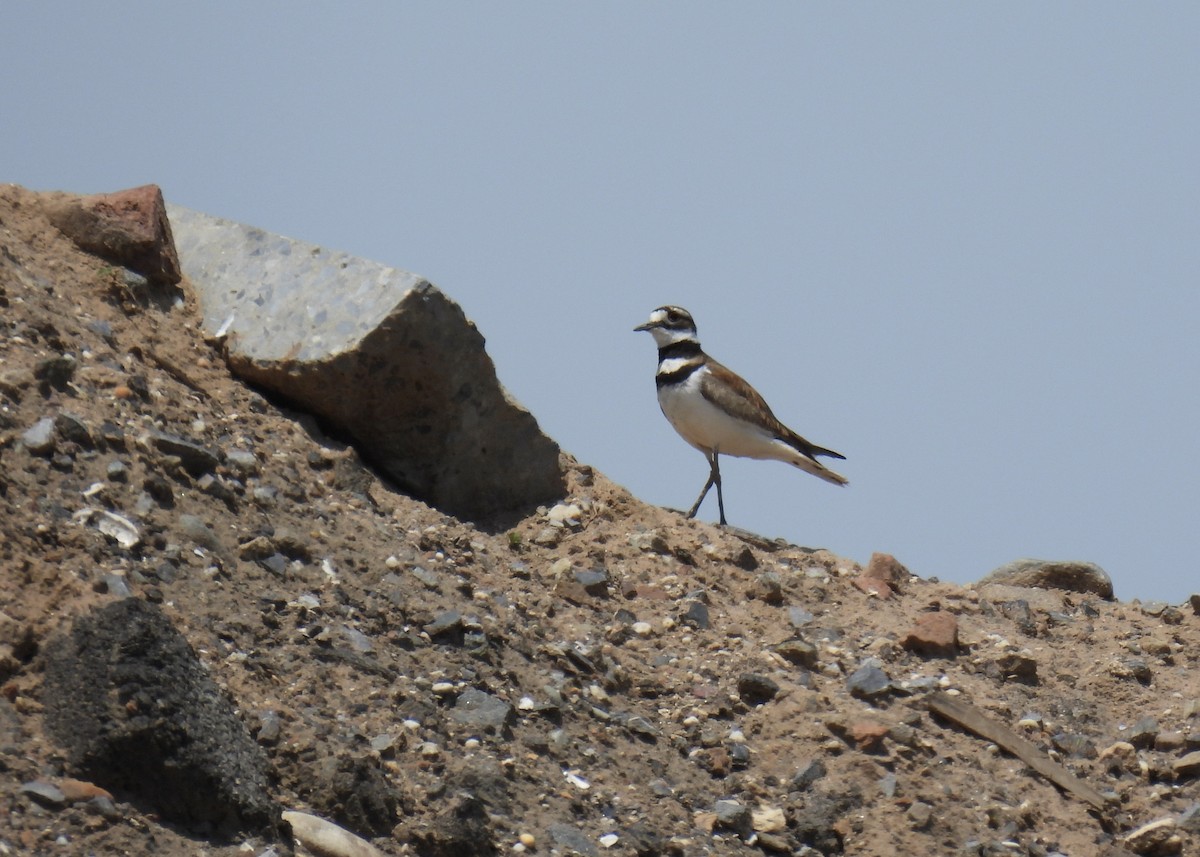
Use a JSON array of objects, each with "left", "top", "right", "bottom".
[{"left": 2, "top": 183, "right": 1199, "bottom": 857}]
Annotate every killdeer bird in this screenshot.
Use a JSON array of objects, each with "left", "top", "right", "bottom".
[{"left": 635, "top": 305, "right": 846, "bottom": 525}]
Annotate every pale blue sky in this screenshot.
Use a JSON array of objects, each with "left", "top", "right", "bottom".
[{"left": 5, "top": 4, "right": 1198, "bottom": 602}]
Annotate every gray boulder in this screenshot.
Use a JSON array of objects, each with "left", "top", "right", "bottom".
[
  {"left": 978, "top": 558, "right": 1114, "bottom": 599},
  {"left": 167, "top": 205, "right": 563, "bottom": 521}
]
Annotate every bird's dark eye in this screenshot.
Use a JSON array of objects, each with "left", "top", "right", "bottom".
[{"left": 666, "top": 310, "right": 680, "bottom": 323}]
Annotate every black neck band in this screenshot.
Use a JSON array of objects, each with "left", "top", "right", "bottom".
[{"left": 657, "top": 339, "right": 702, "bottom": 361}]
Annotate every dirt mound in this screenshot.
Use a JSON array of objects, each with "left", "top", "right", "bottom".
[{"left": 2, "top": 184, "right": 1199, "bottom": 856}]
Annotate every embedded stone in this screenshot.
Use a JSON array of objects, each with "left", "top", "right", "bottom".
[
  {"left": 848, "top": 720, "right": 890, "bottom": 753},
  {"left": 42, "top": 599, "right": 278, "bottom": 834},
  {"left": 21, "top": 417, "right": 56, "bottom": 455},
  {"left": 775, "top": 638, "right": 819, "bottom": 669},
  {"left": 148, "top": 430, "right": 221, "bottom": 476},
  {"left": 168, "top": 205, "right": 563, "bottom": 521},
  {"left": 847, "top": 663, "right": 893, "bottom": 700},
  {"left": 737, "top": 673, "right": 780, "bottom": 705},
  {"left": 979, "top": 558, "right": 1114, "bottom": 599},
  {"left": 1174, "top": 751, "right": 1200, "bottom": 779},
  {"left": 1121, "top": 817, "right": 1181, "bottom": 855},
  {"left": 450, "top": 688, "right": 513, "bottom": 732},
  {"left": 42, "top": 185, "right": 180, "bottom": 286},
  {"left": 900, "top": 611, "right": 960, "bottom": 658},
  {"left": 861, "top": 552, "right": 911, "bottom": 593}
]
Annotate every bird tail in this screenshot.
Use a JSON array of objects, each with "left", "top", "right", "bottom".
[
  {"left": 790, "top": 454, "right": 849, "bottom": 486},
  {"left": 781, "top": 431, "right": 848, "bottom": 485}
]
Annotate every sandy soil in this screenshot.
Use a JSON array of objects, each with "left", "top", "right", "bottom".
[{"left": 2, "top": 184, "right": 1198, "bottom": 856}]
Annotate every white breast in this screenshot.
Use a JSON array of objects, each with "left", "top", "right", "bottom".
[{"left": 657, "top": 367, "right": 796, "bottom": 461}]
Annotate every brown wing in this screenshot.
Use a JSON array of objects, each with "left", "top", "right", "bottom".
[{"left": 700, "top": 359, "right": 844, "bottom": 462}]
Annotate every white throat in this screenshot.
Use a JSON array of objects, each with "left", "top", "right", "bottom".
[{"left": 648, "top": 326, "right": 697, "bottom": 349}]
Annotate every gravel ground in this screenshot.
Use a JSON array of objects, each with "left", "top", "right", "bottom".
[{"left": 3, "top": 183, "right": 1199, "bottom": 857}]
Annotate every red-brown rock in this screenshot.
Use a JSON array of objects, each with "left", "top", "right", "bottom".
[
  {"left": 901, "top": 611, "right": 960, "bottom": 658},
  {"left": 43, "top": 184, "right": 180, "bottom": 285},
  {"left": 848, "top": 720, "right": 890, "bottom": 752},
  {"left": 852, "top": 577, "right": 894, "bottom": 599},
  {"left": 861, "top": 552, "right": 911, "bottom": 595},
  {"left": 58, "top": 777, "right": 114, "bottom": 803}
]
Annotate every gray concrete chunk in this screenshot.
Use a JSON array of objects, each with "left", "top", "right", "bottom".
[{"left": 167, "top": 205, "right": 563, "bottom": 520}]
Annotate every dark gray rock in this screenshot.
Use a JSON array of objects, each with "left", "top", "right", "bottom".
[
  {"left": 847, "top": 663, "right": 893, "bottom": 700},
  {"left": 425, "top": 610, "right": 463, "bottom": 637},
  {"left": 978, "top": 558, "right": 1114, "bottom": 599},
  {"left": 55, "top": 412, "right": 93, "bottom": 447},
  {"left": 623, "top": 821, "right": 666, "bottom": 856},
  {"left": 149, "top": 430, "right": 222, "bottom": 476},
  {"left": 451, "top": 688, "right": 513, "bottom": 732},
  {"left": 1129, "top": 716, "right": 1160, "bottom": 749},
  {"left": 548, "top": 822, "right": 599, "bottom": 857},
  {"left": 792, "top": 758, "right": 827, "bottom": 790},
  {"left": 256, "top": 710, "right": 282, "bottom": 746},
  {"left": 414, "top": 794, "right": 496, "bottom": 857},
  {"left": 1051, "top": 732, "right": 1097, "bottom": 759},
  {"left": 775, "top": 638, "right": 819, "bottom": 668},
  {"left": 1114, "top": 656, "right": 1153, "bottom": 684},
  {"left": 986, "top": 652, "right": 1039, "bottom": 685},
  {"left": 681, "top": 600, "right": 710, "bottom": 630},
  {"left": 179, "top": 514, "right": 222, "bottom": 553},
  {"left": 168, "top": 205, "right": 563, "bottom": 522},
  {"left": 993, "top": 599, "right": 1037, "bottom": 636},
  {"left": 573, "top": 567, "right": 610, "bottom": 595},
  {"left": 317, "top": 756, "right": 399, "bottom": 838},
  {"left": 713, "top": 799, "right": 752, "bottom": 838},
  {"left": 42, "top": 599, "right": 279, "bottom": 836},
  {"left": 99, "top": 421, "right": 126, "bottom": 449},
  {"left": 617, "top": 712, "right": 661, "bottom": 741},
  {"left": 737, "top": 673, "right": 780, "bottom": 705},
  {"left": 34, "top": 354, "right": 78, "bottom": 391},
  {"left": 792, "top": 788, "right": 861, "bottom": 853}
]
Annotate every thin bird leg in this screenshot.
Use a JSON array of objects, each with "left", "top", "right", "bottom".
[
  {"left": 712, "top": 452, "right": 726, "bottom": 525},
  {"left": 686, "top": 451, "right": 721, "bottom": 522}
]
